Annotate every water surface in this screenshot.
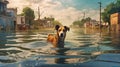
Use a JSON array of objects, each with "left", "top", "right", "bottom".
[{"left": 0, "top": 28, "right": 120, "bottom": 67}]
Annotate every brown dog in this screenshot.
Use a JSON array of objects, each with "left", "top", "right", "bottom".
[{"left": 47, "top": 25, "right": 70, "bottom": 48}]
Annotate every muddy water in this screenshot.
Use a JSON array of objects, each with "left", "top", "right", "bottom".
[{"left": 0, "top": 28, "right": 120, "bottom": 67}]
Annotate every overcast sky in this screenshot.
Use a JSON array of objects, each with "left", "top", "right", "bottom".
[{"left": 8, "top": 0, "right": 115, "bottom": 26}]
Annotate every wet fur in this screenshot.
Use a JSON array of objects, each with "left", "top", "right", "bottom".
[{"left": 47, "top": 25, "right": 70, "bottom": 48}]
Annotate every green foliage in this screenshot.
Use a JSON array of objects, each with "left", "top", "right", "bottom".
[
  {"left": 85, "top": 17, "right": 91, "bottom": 21},
  {"left": 33, "top": 17, "right": 62, "bottom": 29},
  {"left": 52, "top": 20, "right": 62, "bottom": 26},
  {"left": 22, "top": 7, "right": 35, "bottom": 26},
  {"left": 73, "top": 17, "right": 91, "bottom": 27},
  {"left": 43, "top": 17, "right": 62, "bottom": 26},
  {"left": 102, "top": 0, "right": 120, "bottom": 24},
  {"left": 102, "top": 12, "right": 109, "bottom": 23},
  {"left": 44, "top": 17, "right": 55, "bottom": 21}
]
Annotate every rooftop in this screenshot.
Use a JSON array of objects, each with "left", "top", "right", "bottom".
[{"left": 0, "top": 0, "right": 9, "bottom": 4}]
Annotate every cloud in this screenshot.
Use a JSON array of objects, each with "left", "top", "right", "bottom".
[
  {"left": 82, "top": 9, "right": 99, "bottom": 21},
  {"left": 7, "top": 0, "right": 99, "bottom": 26},
  {"left": 8, "top": 0, "right": 30, "bottom": 13},
  {"left": 49, "top": 7, "right": 83, "bottom": 26}
]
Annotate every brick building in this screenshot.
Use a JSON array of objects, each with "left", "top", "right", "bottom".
[{"left": 110, "top": 13, "right": 120, "bottom": 32}]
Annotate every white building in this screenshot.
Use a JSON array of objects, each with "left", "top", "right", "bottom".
[{"left": 17, "top": 16, "right": 25, "bottom": 24}]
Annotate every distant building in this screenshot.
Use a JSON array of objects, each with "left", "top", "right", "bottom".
[
  {"left": 84, "top": 20, "right": 99, "bottom": 28},
  {"left": 34, "top": 17, "right": 54, "bottom": 29},
  {"left": 16, "top": 15, "right": 28, "bottom": 30},
  {"left": 17, "top": 16, "right": 25, "bottom": 25}
]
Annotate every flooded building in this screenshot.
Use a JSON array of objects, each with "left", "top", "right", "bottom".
[
  {"left": 110, "top": 13, "right": 120, "bottom": 32},
  {"left": 84, "top": 20, "right": 99, "bottom": 28},
  {"left": 0, "top": 0, "right": 8, "bottom": 15},
  {"left": 0, "top": 0, "right": 16, "bottom": 30},
  {"left": 34, "top": 17, "right": 54, "bottom": 29},
  {"left": 16, "top": 15, "right": 29, "bottom": 30}
]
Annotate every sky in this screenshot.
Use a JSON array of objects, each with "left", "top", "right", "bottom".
[{"left": 7, "top": 0, "right": 115, "bottom": 26}]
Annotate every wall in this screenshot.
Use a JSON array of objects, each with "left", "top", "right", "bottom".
[{"left": 110, "top": 13, "right": 120, "bottom": 32}]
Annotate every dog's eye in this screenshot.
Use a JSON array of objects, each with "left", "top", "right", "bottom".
[
  {"left": 58, "top": 29, "right": 61, "bottom": 32},
  {"left": 63, "top": 30, "right": 66, "bottom": 32}
]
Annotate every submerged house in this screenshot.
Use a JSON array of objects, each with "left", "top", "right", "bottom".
[
  {"left": 16, "top": 15, "right": 29, "bottom": 30},
  {"left": 110, "top": 13, "right": 120, "bottom": 32},
  {"left": 84, "top": 20, "right": 99, "bottom": 28},
  {"left": 7, "top": 8, "right": 17, "bottom": 29},
  {"left": 0, "top": 0, "right": 15, "bottom": 30}
]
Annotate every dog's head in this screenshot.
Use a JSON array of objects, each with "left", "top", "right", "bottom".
[{"left": 55, "top": 25, "right": 70, "bottom": 40}]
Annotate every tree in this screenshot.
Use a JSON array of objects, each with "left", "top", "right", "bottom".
[
  {"left": 73, "top": 20, "right": 81, "bottom": 27},
  {"left": 102, "top": 0, "right": 120, "bottom": 25},
  {"left": 86, "top": 17, "right": 91, "bottom": 21},
  {"left": 52, "top": 20, "right": 62, "bottom": 26},
  {"left": 102, "top": 12, "right": 109, "bottom": 23},
  {"left": 116, "top": 0, "right": 120, "bottom": 12},
  {"left": 72, "top": 17, "right": 92, "bottom": 27},
  {"left": 22, "top": 7, "right": 35, "bottom": 28},
  {"left": 43, "top": 17, "right": 62, "bottom": 26}
]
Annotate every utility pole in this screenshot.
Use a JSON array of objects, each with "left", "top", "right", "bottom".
[
  {"left": 38, "top": 6, "right": 44, "bottom": 20},
  {"left": 38, "top": 6, "right": 40, "bottom": 20},
  {"left": 98, "top": 2, "right": 102, "bottom": 30},
  {"left": 98, "top": 1, "right": 102, "bottom": 37}
]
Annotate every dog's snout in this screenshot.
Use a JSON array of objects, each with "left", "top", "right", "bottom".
[{"left": 60, "top": 33, "right": 64, "bottom": 37}]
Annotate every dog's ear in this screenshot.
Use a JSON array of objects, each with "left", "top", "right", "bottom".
[
  {"left": 64, "top": 26, "right": 70, "bottom": 31},
  {"left": 55, "top": 25, "right": 60, "bottom": 30}
]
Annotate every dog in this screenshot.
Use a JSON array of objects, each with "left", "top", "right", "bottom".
[{"left": 47, "top": 25, "right": 70, "bottom": 48}]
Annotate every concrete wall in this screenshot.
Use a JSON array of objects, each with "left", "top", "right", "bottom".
[
  {"left": 110, "top": 13, "right": 120, "bottom": 31},
  {"left": 0, "top": 0, "right": 15, "bottom": 31},
  {"left": 17, "top": 16, "right": 25, "bottom": 24},
  {"left": 0, "top": 16, "right": 14, "bottom": 30}
]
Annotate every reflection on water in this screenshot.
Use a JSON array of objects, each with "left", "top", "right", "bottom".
[{"left": 0, "top": 28, "right": 120, "bottom": 66}]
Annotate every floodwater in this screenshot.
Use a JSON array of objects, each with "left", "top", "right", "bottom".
[{"left": 0, "top": 28, "right": 120, "bottom": 67}]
